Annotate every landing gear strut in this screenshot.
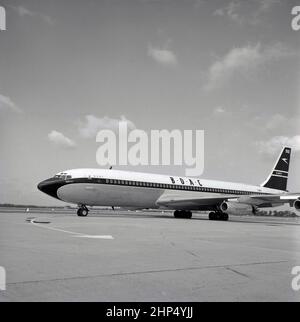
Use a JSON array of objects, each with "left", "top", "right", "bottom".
[
  {"left": 208, "top": 212, "right": 229, "bottom": 221},
  {"left": 77, "top": 205, "right": 89, "bottom": 217},
  {"left": 173, "top": 210, "right": 192, "bottom": 219}
]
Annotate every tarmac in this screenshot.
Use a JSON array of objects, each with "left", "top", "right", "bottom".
[{"left": 0, "top": 209, "right": 300, "bottom": 301}]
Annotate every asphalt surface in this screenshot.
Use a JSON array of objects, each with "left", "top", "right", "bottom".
[{"left": 0, "top": 209, "right": 300, "bottom": 301}]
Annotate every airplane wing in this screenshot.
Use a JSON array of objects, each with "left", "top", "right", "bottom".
[
  {"left": 156, "top": 192, "right": 300, "bottom": 210},
  {"left": 232, "top": 193, "right": 300, "bottom": 207},
  {"left": 156, "top": 193, "right": 236, "bottom": 210}
]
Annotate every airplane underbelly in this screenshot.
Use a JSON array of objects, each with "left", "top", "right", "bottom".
[{"left": 57, "top": 183, "right": 163, "bottom": 207}]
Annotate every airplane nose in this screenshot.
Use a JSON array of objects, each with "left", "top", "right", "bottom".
[
  {"left": 37, "top": 181, "right": 46, "bottom": 192},
  {"left": 37, "top": 178, "right": 62, "bottom": 200}
]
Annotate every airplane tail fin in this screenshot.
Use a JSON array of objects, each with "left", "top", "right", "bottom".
[{"left": 260, "top": 147, "right": 291, "bottom": 191}]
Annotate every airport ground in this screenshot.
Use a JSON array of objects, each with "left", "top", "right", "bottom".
[{"left": 0, "top": 208, "right": 300, "bottom": 302}]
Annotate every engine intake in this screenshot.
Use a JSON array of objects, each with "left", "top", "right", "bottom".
[
  {"left": 220, "top": 201, "right": 255, "bottom": 215},
  {"left": 220, "top": 202, "right": 228, "bottom": 212},
  {"left": 294, "top": 199, "right": 300, "bottom": 212}
]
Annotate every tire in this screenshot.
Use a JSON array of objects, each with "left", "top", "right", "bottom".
[
  {"left": 185, "top": 211, "right": 192, "bottom": 219},
  {"left": 222, "top": 213, "right": 229, "bottom": 221},
  {"left": 77, "top": 208, "right": 88, "bottom": 217},
  {"left": 209, "top": 212, "right": 215, "bottom": 220},
  {"left": 81, "top": 209, "right": 88, "bottom": 217},
  {"left": 77, "top": 208, "right": 83, "bottom": 216},
  {"left": 215, "top": 212, "right": 222, "bottom": 220},
  {"left": 174, "top": 210, "right": 192, "bottom": 219}
]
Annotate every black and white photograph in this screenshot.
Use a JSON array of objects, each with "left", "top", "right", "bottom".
[{"left": 0, "top": 0, "right": 300, "bottom": 307}]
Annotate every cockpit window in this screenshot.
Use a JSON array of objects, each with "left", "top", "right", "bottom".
[{"left": 54, "top": 174, "right": 72, "bottom": 179}]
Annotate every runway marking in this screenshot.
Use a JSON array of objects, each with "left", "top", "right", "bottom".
[
  {"left": 225, "top": 267, "right": 250, "bottom": 278},
  {"left": 29, "top": 219, "right": 114, "bottom": 239},
  {"left": 6, "top": 259, "right": 289, "bottom": 286},
  {"left": 75, "top": 235, "right": 114, "bottom": 239}
]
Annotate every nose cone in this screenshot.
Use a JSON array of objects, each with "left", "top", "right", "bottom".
[{"left": 37, "top": 178, "right": 64, "bottom": 200}]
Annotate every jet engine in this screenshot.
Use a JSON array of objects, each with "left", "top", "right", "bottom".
[
  {"left": 293, "top": 199, "right": 300, "bottom": 212},
  {"left": 220, "top": 201, "right": 255, "bottom": 215}
]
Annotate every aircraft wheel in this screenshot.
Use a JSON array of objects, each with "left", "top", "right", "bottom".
[
  {"left": 77, "top": 207, "right": 89, "bottom": 217},
  {"left": 174, "top": 210, "right": 192, "bottom": 219},
  {"left": 174, "top": 210, "right": 180, "bottom": 218},
  {"left": 221, "top": 213, "right": 229, "bottom": 221},
  {"left": 185, "top": 211, "right": 192, "bottom": 219},
  {"left": 209, "top": 212, "right": 215, "bottom": 220}
]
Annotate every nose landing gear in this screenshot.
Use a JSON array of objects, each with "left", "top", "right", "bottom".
[{"left": 77, "top": 205, "right": 89, "bottom": 217}]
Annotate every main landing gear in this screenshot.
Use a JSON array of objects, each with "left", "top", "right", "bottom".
[
  {"left": 77, "top": 205, "right": 89, "bottom": 217},
  {"left": 208, "top": 212, "right": 229, "bottom": 221},
  {"left": 173, "top": 210, "right": 192, "bottom": 219}
]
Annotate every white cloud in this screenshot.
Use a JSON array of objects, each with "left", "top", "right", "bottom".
[
  {"left": 0, "top": 94, "right": 22, "bottom": 113},
  {"left": 48, "top": 131, "right": 76, "bottom": 149},
  {"left": 258, "top": 0, "right": 280, "bottom": 13},
  {"left": 213, "top": 106, "right": 226, "bottom": 115},
  {"left": 265, "top": 114, "right": 287, "bottom": 130},
  {"left": 148, "top": 44, "right": 178, "bottom": 66},
  {"left": 204, "top": 43, "right": 294, "bottom": 90},
  {"left": 257, "top": 135, "right": 300, "bottom": 155},
  {"left": 213, "top": 1, "right": 243, "bottom": 24},
  {"left": 213, "top": 0, "right": 281, "bottom": 25},
  {"left": 10, "top": 5, "right": 55, "bottom": 25},
  {"left": 78, "top": 115, "right": 136, "bottom": 139}
]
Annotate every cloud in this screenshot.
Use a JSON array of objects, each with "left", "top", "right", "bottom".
[
  {"left": 48, "top": 131, "right": 76, "bottom": 149},
  {"left": 148, "top": 44, "right": 178, "bottom": 66},
  {"left": 0, "top": 94, "right": 22, "bottom": 113},
  {"left": 213, "top": 106, "right": 226, "bottom": 116},
  {"left": 213, "top": 1, "right": 243, "bottom": 24},
  {"left": 257, "top": 0, "right": 280, "bottom": 13},
  {"left": 257, "top": 135, "right": 300, "bottom": 155},
  {"left": 10, "top": 5, "right": 55, "bottom": 25},
  {"left": 204, "top": 43, "right": 294, "bottom": 90},
  {"left": 213, "top": 0, "right": 281, "bottom": 25},
  {"left": 78, "top": 115, "right": 136, "bottom": 139},
  {"left": 265, "top": 113, "right": 287, "bottom": 130}
]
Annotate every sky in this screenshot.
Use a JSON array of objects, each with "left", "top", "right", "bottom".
[{"left": 0, "top": 0, "right": 299, "bottom": 206}]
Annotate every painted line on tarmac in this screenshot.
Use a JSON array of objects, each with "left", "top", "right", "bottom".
[{"left": 29, "top": 219, "right": 114, "bottom": 239}]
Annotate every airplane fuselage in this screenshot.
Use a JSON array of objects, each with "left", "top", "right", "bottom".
[{"left": 38, "top": 168, "right": 282, "bottom": 210}]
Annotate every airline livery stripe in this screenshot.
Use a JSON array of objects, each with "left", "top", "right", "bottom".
[
  {"left": 271, "top": 175, "right": 288, "bottom": 179},
  {"left": 274, "top": 170, "right": 288, "bottom": 173},
  {"left": 272, "top": 171, "right": 288, "bottom": 177},
  {"left": 52, "top": 177, "right": 272, "bottom": 196}
]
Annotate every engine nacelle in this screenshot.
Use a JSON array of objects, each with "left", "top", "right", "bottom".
[
  {"left": 220, "top": 201, "right": 255, "bottom": 215},
  {"left": 293, "top": 199, "right": 300, "bottom": 212}
]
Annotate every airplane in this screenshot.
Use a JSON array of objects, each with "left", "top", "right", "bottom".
[{"left": 38, "top": 146, "right": 300, "bottom": 220}]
